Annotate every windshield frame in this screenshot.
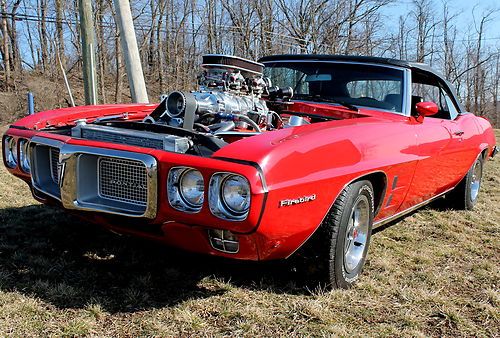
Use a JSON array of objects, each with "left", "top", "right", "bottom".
[{"left": 262, "top": 60, "right": 412, "bottom": 117}]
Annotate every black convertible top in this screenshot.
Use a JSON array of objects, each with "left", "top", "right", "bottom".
[
  {"left": 260, "top": 54, "right": 452, "bottom": 82},
  {"left": 259, "top": 54, "right": 438, "bottom": 76},
  {"left": 258, "top": 54, "right": 465, "bottom": 112}
]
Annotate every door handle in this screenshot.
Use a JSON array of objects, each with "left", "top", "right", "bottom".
[{"left": 454, "top": 130, "right": 464, "bottom": 136}]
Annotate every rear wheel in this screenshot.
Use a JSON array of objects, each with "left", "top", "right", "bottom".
[
  {"left": 296, "top": 180, "right": 374, "bottom": 289},
  {"left": 447, "top": 155, "right": 484, "bottom": 210}
]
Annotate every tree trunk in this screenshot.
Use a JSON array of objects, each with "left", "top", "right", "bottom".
[
  {"left": 39, "top": 0, "right": 48, "bottom": 71},
  {"left": 8, "top": 0, "right": 21, "bottom": 73},
  {"left": 1, "top": 0, "right": 10, "bottom": 88},
  {"left": 55, "top": 0, "right": 65, "bottom": 67},
  {"left": 157, "top": 0, "right": 165, "bottom": 93},
  {"left": 96, "top": 0, "right": 107, "bottom": 103},
  {"left": 115, "top": 33, "right": 123, "bottom": 103}
]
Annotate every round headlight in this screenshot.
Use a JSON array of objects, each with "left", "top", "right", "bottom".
[
  {"left": 3, "top": 136, "right": 17, "bottom": 168},
  {"left": 221, "top": 175, "right": 251, "bottom": 214},
  {"left": 179, "top": 169, "right": 204, "bottom": 207},
  {"left": 19, "top": 139, "right": 31, "bottom": 173}
]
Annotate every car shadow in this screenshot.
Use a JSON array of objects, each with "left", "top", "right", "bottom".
[
  {"left": 0, "top": 205, "right": 305, "bottom": 313},
  {"left": 372, "top": 196, "right": 451, "bottom": 234}
]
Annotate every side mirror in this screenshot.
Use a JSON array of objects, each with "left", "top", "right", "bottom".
[{"left": 415, "top": 101, "right": 439, "bottom": 117}]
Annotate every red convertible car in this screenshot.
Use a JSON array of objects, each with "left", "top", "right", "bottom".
[{"left": 2, "top": 54, "right": 497, "bottom": 288}]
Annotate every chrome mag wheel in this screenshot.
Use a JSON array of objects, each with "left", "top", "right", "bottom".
[
  {"left": 470, "top": 160, "right": 482, "bottom": 202},
  {"left": 344, "top": 195, "right": 370, "bottom": 273}
]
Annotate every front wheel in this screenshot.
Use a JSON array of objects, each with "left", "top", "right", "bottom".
[{"left": 297, "top": 180, "right": 374, "bottom": 289}]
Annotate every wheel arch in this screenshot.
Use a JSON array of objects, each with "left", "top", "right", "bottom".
[
  {"left": 285, "top": 170, "right": 387, "bottom": 259},
  {"left": 352, "top": 171, "right": 388, "bottom": 218},
  {"left": 480, "top": 147, "right": 489, "bottom": 160}
]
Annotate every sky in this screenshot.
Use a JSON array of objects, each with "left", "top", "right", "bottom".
[
  {"left": 383, "top": 0, "right": 500, "bottom": 41},
  {"left": 11, "top": 0, "right": 500, "bottom": 67}
]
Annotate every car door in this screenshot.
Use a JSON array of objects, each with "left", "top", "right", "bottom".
[
  {"left": 400, "top": 72, "right": 470, "bottom": 208},
  {"left": 438, "top": 91, "right": 481, "bottom": 188}
]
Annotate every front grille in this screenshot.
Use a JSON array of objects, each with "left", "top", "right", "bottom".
[
  {"left": 98, "top": 157, "right": 148, "bottom": 206},
  {"left": 49, "top": 148, "right": 60, "bottom": 184},
  {"left": 82, "top": 129, "right": 164, "bottom": 149},
  {"left": 29, "top": 136, "right": 157, "bottom": 218}
]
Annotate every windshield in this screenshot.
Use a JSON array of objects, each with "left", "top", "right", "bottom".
[{"left": 263, "top": 61, "right": 405, "bottom": 114}]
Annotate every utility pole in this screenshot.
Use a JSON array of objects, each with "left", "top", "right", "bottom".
[
  {"left": 113, "top": 0, "right": 149, "bottom": 103},
  {"left": 1, "top": 1, "right": 10, "bottom": 89},
  {"left": 78, "top": 0, "right": 98, "bottom": 105}
]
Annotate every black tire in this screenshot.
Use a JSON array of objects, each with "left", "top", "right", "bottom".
[
  {"left": 295, "top": 180, "right": 374, "bottom": 289},
  {"left": 447, "top": 155, "right": 484, "bottom": 210}
]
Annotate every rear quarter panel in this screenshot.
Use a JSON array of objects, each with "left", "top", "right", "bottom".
[{"left": 473, "top": 115, "right": 497, "bottom": 157}]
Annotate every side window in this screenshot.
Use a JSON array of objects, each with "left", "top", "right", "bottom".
[{"left": 412, "top": 82, "right": 451, "bottom": 119}]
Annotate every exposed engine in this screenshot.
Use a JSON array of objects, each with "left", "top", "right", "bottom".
[
  {"left": 145, "top": 54, "right": 291, "bottom": 133},
  {"left": 70, "top": 54, "right": 298, "bottom": 157}
]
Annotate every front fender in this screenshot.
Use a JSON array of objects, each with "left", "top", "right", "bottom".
[{"left": 215, "top": 117, "right": 418, "bottom": 260}]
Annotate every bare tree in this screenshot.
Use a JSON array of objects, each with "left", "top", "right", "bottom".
[{"left": 0, "top": 0, "right": 497, "bottom": 125}]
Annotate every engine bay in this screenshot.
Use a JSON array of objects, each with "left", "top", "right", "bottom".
[{"left": 50, "top": 54, "right": 359, "bottom": 157}]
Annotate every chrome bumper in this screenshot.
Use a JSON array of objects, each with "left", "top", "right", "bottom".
[{"left": 29, "top": 136, "right": 158, "bottom": 218}]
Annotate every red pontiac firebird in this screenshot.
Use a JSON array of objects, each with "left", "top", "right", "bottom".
[{"left": 2, "top": 54, "right": 497, "bottom": 288}]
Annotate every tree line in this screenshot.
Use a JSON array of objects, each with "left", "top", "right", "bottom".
[{"left": 0, "top": 0, "right": 499, "bottom": 126}]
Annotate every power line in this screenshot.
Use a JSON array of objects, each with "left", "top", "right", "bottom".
[{"left": 3, "top": 9, "right": 500, "bottom": 45}]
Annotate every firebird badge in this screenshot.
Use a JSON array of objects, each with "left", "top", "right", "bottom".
[{"left": 280, "top": 194, "right": 317, "bottom": 207}]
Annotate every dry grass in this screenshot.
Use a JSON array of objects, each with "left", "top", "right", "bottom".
[{"left": 0, "top": 128, "right": 498, "bottom": 337}]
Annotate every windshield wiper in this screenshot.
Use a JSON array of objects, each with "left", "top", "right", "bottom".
[{"left": 294, "top": 94, "right": 359, "bottom": 112}]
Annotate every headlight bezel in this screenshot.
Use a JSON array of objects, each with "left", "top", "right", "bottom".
[
  {"left": 221, "top": 174, "right": 251, "bottom": 215},
  {"left": 18, "top": 138, "right": 31, "bottom": 173},
  {"left": 3, "top": 136, "right": 18, "bottom": 169},
  {"left": 209, "top": 172, "right": 251, "bottom": 221},
  {"left": 168, "top": 166, "right": 204, "bottom": 213}
]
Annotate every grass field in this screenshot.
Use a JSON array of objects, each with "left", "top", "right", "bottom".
[{"left": 0, "top": 129, "right": 498, "bottom": 337}]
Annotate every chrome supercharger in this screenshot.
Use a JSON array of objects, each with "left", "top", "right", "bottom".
[{"left": 146, "top": 54, "right": 275, "bottom": 131}]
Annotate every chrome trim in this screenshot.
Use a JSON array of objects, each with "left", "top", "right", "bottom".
[
  {"left": 403, "top": 68, "right": 412, "bottom": 117},
  {"left": 167, "top": 166, "right": 203, "bottom": 213},
  {"left": 31, "top": 136, "right": 65, "bottom": 149},
  {"left": 29, "top": 136, "right": 157, "bottom": 219},
  {"left": 29, "top": 136, "right": 65, "bottom": 201},
  {"left": 209, "top": 171, "right": 251, "bottom": 221},
  {"left": 207, "top": 229, "right": 240, "bottom": 254},
  {"left": 262, "top": 60, "right": 410, "bottom": 117},
  {"left": 373, "top": 188, "right": 454, "bottom": 228},
  {"left": 3, "top": 135, "right": 18, "bottom": 169},
  {"left": 18, "top": 138, "right": 31, "bottom": 173},
  {"left": 74, "top": 124, "right": 191, "bottom": 152},
  {"left": 60, "top": 145, "right": 157, "bottom": 219}
]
